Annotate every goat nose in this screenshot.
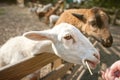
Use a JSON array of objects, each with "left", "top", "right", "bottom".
[
  {"left": 93, "top": 53, "right": 100, "bottom": 60},
  {"left": 102, "top": 35, "right": 113, "bottom": 47}
]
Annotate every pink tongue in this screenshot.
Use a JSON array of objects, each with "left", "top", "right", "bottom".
[{"left": 114, "top": 70, "right": 120, "bottom": 77}]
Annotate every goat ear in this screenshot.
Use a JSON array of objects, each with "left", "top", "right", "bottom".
[
  {"left": 72, "top": 13, "right": 86, "bottom": 23},
  {"left": 91, "top": 7, "right": 100, "bottom": 13},
  {"left": 23, "top": 30, "right": 54, "bottom": 41}
]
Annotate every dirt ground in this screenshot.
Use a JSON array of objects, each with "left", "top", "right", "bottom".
[
  {"left": 0, "top": 4, "right": 49, "bottom": 46},
  {"left": 0, "top": 4, "right": 120, "bottom": 80}
]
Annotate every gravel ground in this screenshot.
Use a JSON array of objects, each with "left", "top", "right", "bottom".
[{"left": 0, "top": 4, "right": 49, "bottom": 45}]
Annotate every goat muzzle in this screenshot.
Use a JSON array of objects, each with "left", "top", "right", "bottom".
[{"left": 101, "top": 35, "right": 113, "bottom": 48}]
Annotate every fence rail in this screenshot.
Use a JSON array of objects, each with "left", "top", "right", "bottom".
[{"left": 0, "top": 53, "right": 58, "bottom": 80}]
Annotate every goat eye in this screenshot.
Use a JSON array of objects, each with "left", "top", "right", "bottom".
[
  {"left": 64, "top": 35, "right": 72, "bottom": 40},
  {"left": 90, "top": 21, "right": 97, "bottom": 26}
]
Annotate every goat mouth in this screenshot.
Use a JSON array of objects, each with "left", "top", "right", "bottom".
[
  {"left": 101, "top": 40, "right": 112, "bottom": 48},
  {"left": 85, "top": 60, "right": 98, "bottom": 69}
]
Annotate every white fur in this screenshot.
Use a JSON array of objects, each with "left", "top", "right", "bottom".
[
  {"left": 36, "top": 3, "right": 52, "bottom": 13},
  {"left": 0, "top": 23, "right": 100, "bottom": 69},
  {"left": 49, "top": 15, "right": 59, "bottom": 27}
]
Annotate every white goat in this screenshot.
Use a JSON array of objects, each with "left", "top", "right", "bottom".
[
  {"left": 0, "top": 23, "right": 100, "bottom": 69},
  {"left": 0, "top": 23, "right": 100, "bottom": 80},
  {"left": 36, "top": 3, "right": 52, "bottom": 14},
  {"left": 49, "top": 14, "right": 59, "bottom": 27}
]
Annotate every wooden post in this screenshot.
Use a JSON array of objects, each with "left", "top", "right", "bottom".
[
  {"left": 52, "top": 59, "right": 62, "bottom": 69},
  {"left": 112, "top": 9, "right": 120, "bottom": 25},
  {"left": 17, "top": 0, "right": 25, "bottom": 7}
]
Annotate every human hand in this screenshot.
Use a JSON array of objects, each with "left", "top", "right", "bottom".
[{"left": 101, "top": 60, "right": 120, "bottom": 80}]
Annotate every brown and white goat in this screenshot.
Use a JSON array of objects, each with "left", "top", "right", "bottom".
[{"left": 56, "top": 7, "right": 113, "bottom": 48}]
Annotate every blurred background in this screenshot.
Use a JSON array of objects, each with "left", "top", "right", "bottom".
[{"left": 0, "top": 0, "right": 120, "bottom": 80}]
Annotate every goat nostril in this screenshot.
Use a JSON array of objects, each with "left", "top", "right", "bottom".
[{"left": 94, "top": 53, "right": 100, "bottom": 60}]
